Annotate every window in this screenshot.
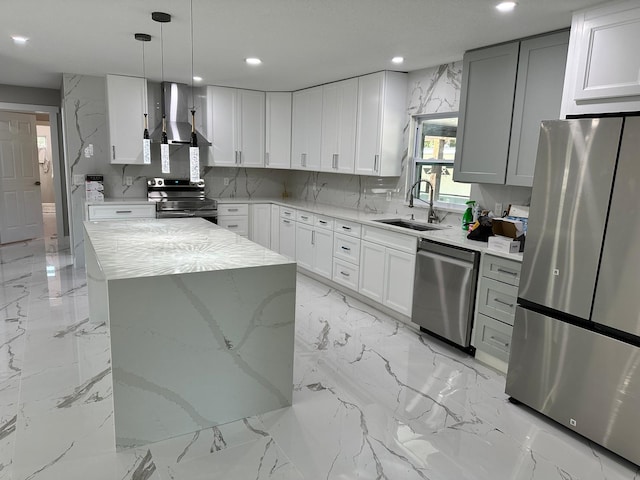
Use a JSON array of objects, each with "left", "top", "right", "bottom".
[{"left": 410, "top": 114, "right": 470, "bottom": 208}]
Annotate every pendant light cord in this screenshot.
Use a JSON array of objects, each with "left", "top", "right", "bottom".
[
  {"left": 190, "top": 0, "right": 195, "bottom": 111},
  {"left": 160, "top": 23, "right": 165, "bottom": 83},
  {"left": 141, "top": 41, "right": 147, "bottom": 115}
]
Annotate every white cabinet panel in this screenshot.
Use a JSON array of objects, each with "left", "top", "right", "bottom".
[
  {"left": 217, "top": 217, "right": 248, "bottom": 236},
  {"left": 249, "top": 203, "right": 271, "bottom": 248},
  {"left": 279, "top": 217, "right": 296, "bottom": 260},
  {"left": 562, "top": 1, "right": 640, "bottom": 116},
  {"left": 218, "top": 204, "right": 249, "bottom": 216},
  {"left": 270, "top": 204, "right": 280, "bottom": 251},
  {"left": 106, "top": 74, "right": 147, "bottom": 164},
  {"left": 354, "top": 71, "right": 407, "bottom": 176},
  {"left": 333, "top": 233, "right": 361, "bottom": 265},
  {"left": 265, "top": 92, "right": 292, "bottom": 169},
  {"left": 87, "top": 204, "right": 155, "bottom": 221},
  {"left": 295, "top": 222, "right": 314, "bottom": 270},
  {"left": 291, "top": 86, "right": 322, "bottom": 170},
  {"left": 333, "top": 258, "right": 359, "bottom": 291},
  {"left": 314, "top": 228, "right": 334, "bottom": 279},
  {"left": 321, "top": 78, "right": 358, "bottom": 173},
  {"left": 208, "top": 87, "right": 265, "bottom": 167},
  {"left": 359, "top": 240, "right": 385, "bottom": 303},
  {"left": 383, "top": 248, "right": 415, "bottom": 317}
]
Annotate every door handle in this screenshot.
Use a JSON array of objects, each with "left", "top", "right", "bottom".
[{"left": 34, "top": 181, "right": 41, "bottom": 186}]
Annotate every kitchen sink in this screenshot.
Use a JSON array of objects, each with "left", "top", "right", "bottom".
[{"left": 373, "top": 218, "right": 442, "bottom": 231}]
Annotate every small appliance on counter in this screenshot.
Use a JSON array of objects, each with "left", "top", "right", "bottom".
[{"left": 85, "top": 174, "right": 104, "bottom": 202}]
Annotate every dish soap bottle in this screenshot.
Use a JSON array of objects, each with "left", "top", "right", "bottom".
[{"left": 462, "top": 200, "right": 475, "bottom": 230}]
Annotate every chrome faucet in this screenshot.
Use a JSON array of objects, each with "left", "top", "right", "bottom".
[{"left": 407, "top": 178, "right": 439, "bottom": 223}]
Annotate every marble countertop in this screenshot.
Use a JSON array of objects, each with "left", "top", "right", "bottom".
[
  {"left": 216, "top": 197, "right": 524, "bottom": 262},
  {"left": 83, "top": 217, "right": 294, "bottom": 280}
]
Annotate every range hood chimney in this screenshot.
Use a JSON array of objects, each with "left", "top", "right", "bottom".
[{"left": 151, "top": 82, "right": 211, "bottom": 146}]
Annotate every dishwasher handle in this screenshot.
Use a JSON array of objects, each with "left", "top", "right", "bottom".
[
  {"left": 417, "top": 248, "right": 476, "bottom": 270},
  {"left": 418, "top": 239, "right": 478, "bottom": 264}
]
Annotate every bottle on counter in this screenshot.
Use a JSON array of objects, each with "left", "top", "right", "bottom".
[{"left": 462, "top": 200, "right": 475, "bottom": 230}]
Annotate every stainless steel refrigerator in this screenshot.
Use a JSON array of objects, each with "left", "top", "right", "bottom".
[{"left": 506, "top": 117, "right": 640, "bottom": 466}]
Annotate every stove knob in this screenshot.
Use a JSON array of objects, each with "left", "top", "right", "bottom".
[
  {"left": 149, "top": 179, "right": 156, "bottom": 186},
  {"left": 157, "top": 179, "right": 164, "bottom": 186}
]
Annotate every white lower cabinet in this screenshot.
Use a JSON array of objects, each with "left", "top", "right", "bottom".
[
  {"left": 332, "top": 258, "right": 359, "bottom": 291},
  {"left": 295, "top": 219, "right": 333, "bottom": 279},
  {"left": 270, "top": 205, "right": 280, "bottom": 251},
  {"left": 86, "top": 203, "right": 155, "bottom": 221},
  {"left": 279, "top": 216, "right": 296, "bottom": 260},
  {"left": 359, "top": 226, "right": 417, "bottom": 317},
  {"left": 249, "top": 203, "right": 271, "bottom": 248},
  {"left": 217, "top": 203, "right": 249, "bottom": 237},
  {"left": 383, "top": 248, "right": 416, "bottom": 316}
]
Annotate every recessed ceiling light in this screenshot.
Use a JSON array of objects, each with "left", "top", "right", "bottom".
[
  {"left": 496, "top": 1, "right": 517, "bottom": 12},
  {"left": 12, "top": 36, "right": 29, "bottom": 45},
  {"left": 193, "top": 76, "right": 203, "bottom": 82},
  {"left": 245, "top": 58, "right": 262, "bottom": 66},
  {"left": 391, "top": 56, "right": 404, "bottom": 64}
]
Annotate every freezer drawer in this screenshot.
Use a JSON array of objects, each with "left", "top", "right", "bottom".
[{"left": 506, "top": 307, "right": 640, "bottom": 467}]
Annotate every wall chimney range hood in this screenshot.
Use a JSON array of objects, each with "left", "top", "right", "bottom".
[{"left": 151, "top": 82, "right": 211, "bottom": 146}]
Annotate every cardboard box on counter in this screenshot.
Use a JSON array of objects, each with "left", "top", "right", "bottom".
[
  {"left": 488, "top": 235, "right": 521, "bottom": 254},
  {"left": 492, "top": 218, "right": 523, "bottom": 238}
]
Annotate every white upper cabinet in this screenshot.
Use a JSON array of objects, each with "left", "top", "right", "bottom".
[
  {"left": 106, "top": 74, "right": 147, "bottom": 164},
  {"left": 265, "top": 92, "right": 292, "bottom": 169},
  {"left": 355, "top": 71, "right": 407, "bottom": 177},
  {"left": 291, "top": 86, "right": 323, "bottom": 170},
  {"left": 561, "top": 0, "right": 640, "bottom": 116},
  {"left": 320, "top": 78, "right": 358, "bottom": 173},
  {"left": 208, "top": 86, "right": 265, "bottom": 168},
  {"left": 455, "top": 31, "right": 568, "bottom": 187}
]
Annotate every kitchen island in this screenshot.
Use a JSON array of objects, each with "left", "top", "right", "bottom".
[{"left": 83, "top": 218, "right": 296, "bottom": 447}]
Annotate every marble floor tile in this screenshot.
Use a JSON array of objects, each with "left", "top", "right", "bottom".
[{"left": 0, "top": 237, "right": 638, "bottom": 480}]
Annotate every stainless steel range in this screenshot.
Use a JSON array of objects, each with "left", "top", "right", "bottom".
[{"left": 147, "top": 177, "right": 217, "bottom": 222}]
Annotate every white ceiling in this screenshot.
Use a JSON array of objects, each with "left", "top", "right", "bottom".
[{"left": 1, "top": 0, "right": 605, "bottom": 92}]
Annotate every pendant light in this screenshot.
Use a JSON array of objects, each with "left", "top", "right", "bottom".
[
  {"left": 135, "top": 33, "right": 152, "bottom": 165},
  {"left": 188, "top": 0, "right": 200, "bottom": 183},
  {"left": 152, "top": 12, "right": 172, "bottom": 174}
]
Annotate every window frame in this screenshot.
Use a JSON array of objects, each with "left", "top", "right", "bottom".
[{"left": 407, "top": 112, "right": 469, "bottom": 212}]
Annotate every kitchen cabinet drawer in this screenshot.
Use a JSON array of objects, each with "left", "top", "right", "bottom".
[
  {"left": 334, "top": 219, "right": 361, "bottom": 237},
  {"left": 280, "top": 207, "right": 296, "bottom": 219},
  {"left": 315, "top": 215, "right": 334, "bottom": 230},
  {"left": 217, "top": 216, "right": 248, "bottom": 236},
  {"left": 361, "top": 225, "right": 417, "bottom": 254},
  {"left": 218, "top": 204, "right": 248, "bottom": 216},
  {"left": 87, "top": 204, "right": 155, "bottom": 220},
  {"left": 296, "top": 211, "right": 314, "bottom": 224},
  {"left": 474, "top": 313, "right": 513, "bottom": 364},
  {"left": 333, "top": 233, "right": 361, "bottom": 265},
  {"left": 481, "top": 254, "right": 521, "bottom": 286},
  {"left": 477, "top": 277, "right": 518, "bottom": 326},
  {"left": 333, "top": 258, "right": 359, "bottom": 291}
]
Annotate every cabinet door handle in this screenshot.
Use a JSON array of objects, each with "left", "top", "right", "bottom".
[
  {"left": 238, "top": 151, "right": 242, "bottom": 164},
  {"left": 341, "top": 246, "right": 351, "bottom": 251},
  {"left": 228, "top": 224, "right": 238, "bottom": 228},
  {"left": 283, "top": 211, "right": 291, "bottom": 216},
  {"left": 494, "top": 298, "right": 515, "bottom": 308},
  {"left": 112, "top": 146, "right": 116, "bottom": 160},
  {"left": 283, "top": 219, "right": 291, "bottom": 224},
  {"left": 489, "top": 336, "right": 510, "bottom": 348},
  {"left": 228, "top": 208, "right": 238, "bottom": 212},
  {"left": 373, "top": 154, "right": 379, "bottom": 172},
  {"left": 265, "top": 152, "right": 270, "bottom": 165},
  {"left": 115, "top": 210, "right": 132, "bottom": 214},
  {"left": 301, "top": 215, "right": 309, "bottom": 220},
  {"left": 311, "top": 230, "right": 315, "bottom": 245},
  {"left": 342, "top": 226, "right": 351, "bottom": 231},
  {"left": 497, "top": 268, "right": 518, "bottom": 276},
  {"left": 340, "top": 271, "right": 350, "bottom": 277},
  {"left": 332, "top": 153, "right": 338, "bottom": 169},
  {"left": 319, "top": 220, "right": 327, "bottom": 224}
]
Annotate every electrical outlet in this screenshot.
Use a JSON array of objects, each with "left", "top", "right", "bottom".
[
  {"left": 73, "top": 174, "right": 84, "bottom": 186},
  {"left": 494, "top": 203, "right": 503, "bottom": 215},
  {"left": 223, "top": 177, "right": 229, "bottom": 186},
  {"left": 125, "top": 176, "right": 133, "bottom": 186}
]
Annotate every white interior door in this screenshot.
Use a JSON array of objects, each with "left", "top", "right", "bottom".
[{"left": 0, "top": 111, "right": 43, "bottom": 244}]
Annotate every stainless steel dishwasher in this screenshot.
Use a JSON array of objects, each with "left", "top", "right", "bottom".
[{"left": 412, "top": 239, "right": 480, "bottom": 352}]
